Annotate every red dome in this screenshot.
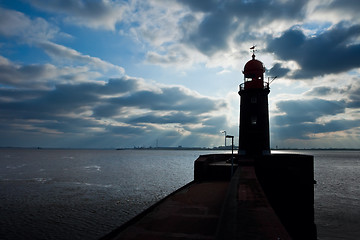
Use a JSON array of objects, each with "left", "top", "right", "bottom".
[
  {"left": 243, "top": 54, "right": 264, "bottom": 74},
  {"left": 241, "top": 51, "right": 267, "bottom": 90}
]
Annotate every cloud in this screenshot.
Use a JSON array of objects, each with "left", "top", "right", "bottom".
[
  {"left": 0, "top": 7, "right": 60, "bottom": 43},
  {"left": 0, "top": 77, "right": 140, "bottom": 122},
  {"left": 267, "top": 22, "right": 360, "bottom": 78},
  {"left": 327, "top": 0, "right": 360, "bottom": 12},
  {"left": 0, "top": 62, "right": 228, "bottom": 147},
  {"left": 0, "top": 55, "right": 91, "bottom": 89},
  {"left": 305, "top": 86, "right": 349, "bottom": 97},
  {"left": 27, "top": 0, "right": 126, "bottom": 30},
  {"left": 0, "top": 58, "right": 56, "bottom": 88},
  {"left": 314, "top": 0, "right": 360, "bottom": 24},
  {"left": 0, "top": 7, "right": 124, "bottom": 79},
  {"left": 305, "top": 86, "right": 335, "bottom": 96},
  {"left": 179, "top": 0, "right": 308, "bottom": 56},
  {"left": 3, "top": 0, "right": 360, "bottom": 148},
  {"left": 178, "top": 0, "right": 218, "bottom": 12},
  {"left": 266, "top": 63, "right": 290, "bottom": 78},
  {"left": 129, "top": 0, "right": 360, "bottom": 76},
  {"left": 192, "top": 115, "right": 229, "bottom": 135},
  {"left": 0, "top": 55, "right": 118, "bottom": 89},
  {"left": 128, "top": 112, "right": 200, "bottom": 125},
  {"left": 274, "top": 119, "right": 360, "bottom": 141},
  {"left": 95, "top": 85, "right": 226, "bottom": 117},
  {"left": 39, "top": 41, "right": 125, "bottom": 74},
  {"left": 346, "top": 84, "right": 360, "bottom": 108},
  {"left": 185, "top": 10, "right": 235, "bottom": 56},
  {"left": 271, "top": 98, "right": 360, "bottom": 141},
  {"left": 113, "top": 0, "right": 312, "bottom": 72},
  {"left": 146, "top": 49, "right": 190, "bottom": 66},
  {"left": 275, "top": 98, "right": 346, "bottom": 125}
]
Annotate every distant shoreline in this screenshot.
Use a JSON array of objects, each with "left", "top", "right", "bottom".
[{"left": 1, "top": 146, "right": 360, "bottom": 151}]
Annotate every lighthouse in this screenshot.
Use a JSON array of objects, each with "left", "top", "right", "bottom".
[{"left": 238, "top": 47, "right": 270, "bottom": 155}]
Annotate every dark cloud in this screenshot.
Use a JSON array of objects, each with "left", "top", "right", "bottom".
[
  {"left": 105, "top": 125, "right": 147, "bottom": 136},
  {"left": 0, "top": 61, "right": 56, "bottom": 88},
  {"left": 305, "top": 86, "right": 348, "bottom": 97},
  {"left": 0, "top": 88, "right": 46, "bottom": 102},
  {"left": 327, "top": 0, "right": 360, "bottom": 14},
  {"left": 128, "top": 112, "right": 200, "bottom": 125},
  {"left": 304, "top": 84, "right": 360, "bottom": 109},
  {"left": 92, "top": 103, "right": 120, "bottom": 118},
  {"left": 346, "top": 84, "right": 360, "bottom": 108},
  {"left": 267, "top": 63, "right": 290, "bottom": 78},
  {"left": 0, "top": 79, "right": 133, "bottom": 119},
  {"left": 273, "top": 119, "right": 360, "bottom": 140},
  {"left": 29, "top": 0, "right": 121, "bottom": 23},
  {"left": 27, "top": 0, "right": 125, "bottom": 30},
  {"left": 228, "top": 0, "right": 307, "bottom": 21},
  {"left": 178, "top": 0, "right": 218, "bottom": 12},
  {"left": 29, "top": 0, "right": 113, "bottom": 18},
  {"left": 305, "top": 87, "right": 334, "bottom": 96},
  {"left": 188, "top": 115, "right": 228, "bottom": 135},
  {"left": 179, "top": 0, "right": 307, "bottom": 22},
  {"left": 275, "top": 98, "right": 346, "bottom": 125},
  {"left": 267, "top": 22, "right": 360, "bottom": 78},
  {"left": 0, "top": 69, "right": 228, "bottom": 147},
  {"left": 0, "top": 54, "right": 125, "bottom": 90},
  {"left": 108, "top": 86, "right": 225, "bottom": 114},
  {"left": 186, "top": 10, "right": 235, "bottom": 55},
  {"left": 179, "top": 0, "right": 308, "bottom": 56},
  {"left": 270, "top": 98, "right": 360, "bottom": 140}
]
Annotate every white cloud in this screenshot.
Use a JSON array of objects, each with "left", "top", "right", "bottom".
[
  {"left": 28, "top": 0, "right": 127, "bottom": 31},
  {"left": 0, "top": 7, "right": 60, "bottom": 43},
  {"left": 39, "top": 41, "right": 125, "bottom": 75},
  {"left": 0, "top": 7, "right": 125, "bottom": 82},
  {"left": 306, "top": 0, "right": 360, "bottom": 26},
  {"left": 0, "top": 55, "right": 102, "bottom": 89},
  {"left": 125, "top": 0, "right": 186, "bottom": 46},
  {"left": 216, "top": 69, "right": 231, "bottom": 75}
]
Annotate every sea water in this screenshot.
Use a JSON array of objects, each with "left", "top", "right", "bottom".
[{"left": 0, "top": 149, "right": 359, "bottom": 240}]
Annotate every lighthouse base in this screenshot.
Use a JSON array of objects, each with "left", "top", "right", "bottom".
[{"left": 194, "top": 153, "right": 317, "bottom": 240}]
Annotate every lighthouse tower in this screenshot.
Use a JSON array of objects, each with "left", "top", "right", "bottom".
[{"left": 238, "top": 47, "right": 270, "bottom": 155}]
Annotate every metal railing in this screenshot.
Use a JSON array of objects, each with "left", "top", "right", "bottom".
[{"left": 239, "top": 81, "right": 269, "bottom": 91}]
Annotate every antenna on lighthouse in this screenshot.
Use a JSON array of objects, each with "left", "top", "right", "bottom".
[{"left": 269, "top": 76, "right": 278, "bottom": 85}]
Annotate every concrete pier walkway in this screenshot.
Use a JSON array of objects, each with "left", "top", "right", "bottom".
[
  {"left": 102, "top": 181, "right": 228, "bottom": 240},
  {"left": 217, "top": 164, "right": 291, "bottom": 240},
  {"left": 101, "top": 160, "right": 291, "bottom": 240}
]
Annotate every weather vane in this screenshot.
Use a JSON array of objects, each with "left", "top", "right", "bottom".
[
  {"left": 250, "top": 45, "right": 257, "bottom": 59},
  {"left": 250, "top": 45, "right": 257, "bottom": 54}
]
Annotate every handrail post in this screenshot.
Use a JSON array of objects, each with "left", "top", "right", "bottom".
[{"left": 226, "top": 135, "right": 234, "bottom": 177}]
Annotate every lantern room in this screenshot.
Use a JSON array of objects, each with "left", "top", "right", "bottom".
[{"left": 242, "top": 53, "right": 265, "bottom": 89}]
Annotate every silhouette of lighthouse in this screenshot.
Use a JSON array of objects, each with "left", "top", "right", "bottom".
[{"left": 238, "top": 46, "right": 270, "bottom": 155}]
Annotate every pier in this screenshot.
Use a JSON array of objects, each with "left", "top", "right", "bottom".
[{"left": 101, "top": 154, "right": 316, "bottom": 240}]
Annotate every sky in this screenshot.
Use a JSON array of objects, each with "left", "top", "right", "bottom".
[{"left": 0, "top": 0, "right": 360, "bottom": 149}]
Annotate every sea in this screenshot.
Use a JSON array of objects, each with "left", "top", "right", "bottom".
[{"left": 0, "top": 149, "right": 359, "bottom": 240}]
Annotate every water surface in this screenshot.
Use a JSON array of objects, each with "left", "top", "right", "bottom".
[{"left": 1, "top": 149, "right": 359, "bottom": 240}]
